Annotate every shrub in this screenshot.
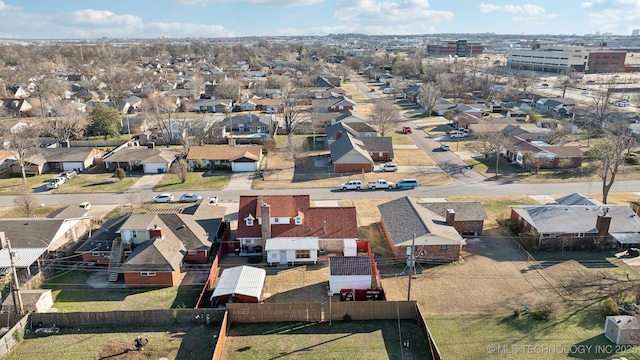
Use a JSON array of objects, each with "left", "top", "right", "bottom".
[
  {"left": 603, "top": 297, "right": 620, "bottom": 316},
  {"left": 532, "top": 300, "right": 559, "bottom": 321},
  {"left": 625, "top": 155, "right": 638, "bottom": 165},
  {"left": 115, "top": 168, "right": 126, "bottom": 181},
  {"left": 342, "top": 313, "right": 352, "bottom": 322}
]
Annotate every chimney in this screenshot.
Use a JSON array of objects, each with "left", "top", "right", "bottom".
[
  {"left": 0, "top": 232, "right": 6, "bottom": 249},
  {"left": 260, "top": 203, "right": 271, "bottom": 240},
  {"left": 336, "top": 130, "right": 343, "bottom": 139},
  {"left": 147, "top": 142, "right": 155, "bottom": 149},
  {"left": 445, "top": 209, "right": 456, "bottom": 226},
  {"left": 525, "top": 138, "right": 532, "bottom": 143},
  {"left": 596, "top": 211, "right": 612, "bottom": 237},
  {"left": 149, "top": 224, "right": 163, "bottom": 239}
]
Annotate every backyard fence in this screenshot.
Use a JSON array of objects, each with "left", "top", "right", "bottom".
[
  {"left": 415, "top": 304, "right": 442, "bottom": 360},
  {"left": 0, "top": 315, "right": 29, "bottom": 359},
  {"left": 30, "top": 309, "right": 227, "bottom": 327},
  {"left": 226, "top": 301, "right": 417, "bottom": 323}
]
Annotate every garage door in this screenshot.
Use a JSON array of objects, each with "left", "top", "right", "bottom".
[
  {"left": 144, "top": 163, "right": 166, "bottom": 174},
  {"left": 62, "top": 162, "right": 84, "bottom": 171},
  {"left": 232, "top": 162, "right": 257, "bottom": 172}
]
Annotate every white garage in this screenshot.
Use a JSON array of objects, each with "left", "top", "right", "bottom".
[
  {"left": 143, "top": 162, "right": 168, "bottom": 174},
  {"left": 62, "top": 162, "right": 84, "bottom": 171},
  {"left": 329, "top": 256, "right": 372, "bottom": 293},
  {"left": 231, "top": 160, "right": 258, "bottom": 172}
]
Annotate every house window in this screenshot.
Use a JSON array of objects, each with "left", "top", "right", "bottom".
[
  {"left": 295, "top": 250, "right": 311, "bottom": 259},
  {"left": 92, "top": 252, "right": 100, "bottom": 256},
  {"left": 574, "top": 233, "right": 585, "bottom": 238},
  {"left": 295, "top": 217, "right": 302, "bottom": 225},
  {"left": 245, "top": 218, "right": 253, "bottom": 226},
  {"left": 188, "top": 250, "right": 198, "bottom": 255},
  {"left": 440, "top": 245, "right": 448, "bottom": 251},
  {"left": 140, "top": 272, "right": 156, "bottom": 277},
  {"left": 274, "top": 218, "right": 279, "bottom": 223}
]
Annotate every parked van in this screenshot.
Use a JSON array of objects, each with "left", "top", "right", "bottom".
[{"left": 396, "top": 178, "right": 419, "bottom": 189}]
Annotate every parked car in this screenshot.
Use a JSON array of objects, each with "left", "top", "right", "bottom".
[
  {"left": 541, "top": 83, "right": 549, "bottom": 87},
  {"left": 340, "top": 180, "right": 363, "bottom": 191},
  {"left": 382, "top": 87, "right": 394, "bottom": 94},
  {"left": 402, "top": 126, "right": 412, "bottom": 134},
  {"left": 581, "top": 90, "right": 589, "bottom": 94},
  {"left": 208, "top": 197, "right": 219, "bottom": 206},
  {"left": 440, "top": 143, "right": 451, "bottom": 151},
  {"left": 46, "top": 177, "right": 65, "bottom": 190},
  {"left": 180, "top": 193, "right": 203, "bottom": 203},
  {"left": 396, "top": 179, "right": 419, "bottom": 189},
  {"left": 380, "top": 163, "right": 398, "bottom": 172},
  {"left": 152, "top": 193, "right": 174, "bottom": 203},
  {"left": 61, "top": 170, "right": 77, "bottom": 179}
]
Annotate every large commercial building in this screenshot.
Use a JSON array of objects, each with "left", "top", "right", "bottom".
[
  {"left": 426, "top": 40, "right": 483, "bottom": 57},
  {"left": 507, "top": 45, "right": 588, "bottom": 73},
  {"left": 586, "top": 48, "right": 627, "bottom": 73}
]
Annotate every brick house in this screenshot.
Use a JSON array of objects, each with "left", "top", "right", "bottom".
[
  {"left": 378, "top": 196, "right": 466, "bottom": 262},
  {"left": 418, "top": 201, "right": 488, "bottom": 235},
  {"left": 11, "top": 147, "right": 103, "bottom": 175},
  {"left": 235, "top": 194, "right": 358, "bottom": 257},
  {"left": 510, "top": 205, "right": 640, "bottom": 250},
  {"left": 503, "top": 136, "right": 583, "bottom": 170},
  {"left": 328, "top": 133, "right": 374, "bottom": 173}
]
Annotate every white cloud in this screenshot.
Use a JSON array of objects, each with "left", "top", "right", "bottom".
[
  {"left": 56, "top": 9, "right": 144, "bottom": 27},
  {"left": 0, "top": 1, "right": 20, "bottom": 12},
  {"left": 334, "top": 0, "right": 453, "bottom": 29},
  {"left": 148, "top": 22, "right": 234, "bottom": 37},
  {"left": 581, "top": 2, "right": 593, "bottom": 9},
  {"left": 477, "top": 3, "right": 546, "bottom": 15},
  {"left": 175, "top": 0, "right": 324, "bottom": 6}
]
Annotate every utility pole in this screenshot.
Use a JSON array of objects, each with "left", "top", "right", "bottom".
[
  {"left": 407, "top": 234, "right": 415, "bottom": 301},
  {"left": 7, "top": 239, "right": 24, "bottom": 314}
]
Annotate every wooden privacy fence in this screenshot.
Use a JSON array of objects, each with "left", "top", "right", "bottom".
[
  {"left": 0, "top": 315, "right": 29, "bottom": 359},
  {"left": 31, "top": 309, "right": 227, "bottom": 327},
  {"left": 227, "top": 301, "right": 417, "bottom": 323},
  {"left": 415, "top": 304, "right": 442, "bottom": 360}
]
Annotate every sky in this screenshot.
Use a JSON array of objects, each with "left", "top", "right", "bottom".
[{"left": 0, "top": 0, "right": 638, "bottom": 39}]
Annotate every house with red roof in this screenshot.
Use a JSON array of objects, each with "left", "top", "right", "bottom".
[{"left": 235, "top": 195, "right": 359, "bottom": 264}]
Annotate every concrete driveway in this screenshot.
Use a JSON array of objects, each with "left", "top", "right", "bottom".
[{"left": 224, "top": 172, "right": 254, "bottom": 191}]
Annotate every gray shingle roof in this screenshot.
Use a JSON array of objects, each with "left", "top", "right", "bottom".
[
  {"left": 158, "top": 214, "right": 212, "bottom": 251},
  {"left": 418, "top": 202, "right": 488, "bottom": 221},
  {"left": 359, "top": 137, "right": 394, "bottom": 157},
  {"left": 511, "top": 205, "right": 640, "bottom": 234},
  {"left": 36, "top": 147, "right": 96, "bottom": 163},
  {"left": 76, "top": 216, "right": 129, "bottom": 252},
  {"left": 118, "top": 233, "right": 186, "bottom": 272},
  {"left": 329, "top": 133, "right": 373, "bottom": 164},
  {"left": 378, "top": 196, "right": 465, "bottom": 247},
  {"left": 329, "top": 256, "right": 372, "bottom": 276},
  {"left": 555, "top": 193, "right": 601, "bottom": 206},
  {"left": 0, "top": 219, "right": 65, "bottom": 248}
]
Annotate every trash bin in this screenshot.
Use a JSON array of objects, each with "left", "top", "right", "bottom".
[{"left": 234, "top": 248, "right": 240, "bottom": 256}]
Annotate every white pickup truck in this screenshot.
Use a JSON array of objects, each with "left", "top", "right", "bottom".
[
  {"left": 340, "top": 180, "right": 363, "bottom": 190},
  {"left": 367, "top": 179, "right": 394, "bottom": 190}
]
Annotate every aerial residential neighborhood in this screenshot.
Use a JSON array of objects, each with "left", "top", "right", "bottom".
[{"left": 3, "top": 2, "right": 640, "bottom": 359}]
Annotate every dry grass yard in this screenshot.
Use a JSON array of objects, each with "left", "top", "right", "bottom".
[{"left": 261, "top": 264, "right": 329, "bottom": 303}]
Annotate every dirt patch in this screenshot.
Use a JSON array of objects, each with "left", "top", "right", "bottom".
[
  {"left": 381, "top": 237, "right": 564, "bottom": 315},
  {"left": 262, "top": 265, "right": 329, "bottom": 303}
]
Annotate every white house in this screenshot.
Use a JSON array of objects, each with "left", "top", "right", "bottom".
[
  {"left": 329, "top": 256, "right": 372, "bottom": 293},
  {"left": 265, "top": 237, "right": 319, "bottom": 265}
]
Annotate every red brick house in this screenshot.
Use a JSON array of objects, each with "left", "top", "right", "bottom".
[
  {"left": 510, "top": 204, "right": 640, "bottom": 250},
  {"left": 329, "top": 133, "right": 374, "bottom": 173},
  {"left": 235, "top": 194, "right": 358, "bottom": 257},
  {"left": 503, "top": 136, "right": 583, "bottom": 170},
  {"left": 378, "top": 196, "right": 466, "bottom": 262}
]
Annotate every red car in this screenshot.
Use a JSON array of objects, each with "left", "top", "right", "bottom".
[{"left": 402, "top": 126, "right": 412, "bottom": 134}]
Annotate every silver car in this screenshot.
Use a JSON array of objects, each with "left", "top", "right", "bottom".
[
  {"left": 180, "top": 193, "right": 203, "bottom": 203},
  {"left": 152, "top": 193, "right": 174, "bottom": 203}
]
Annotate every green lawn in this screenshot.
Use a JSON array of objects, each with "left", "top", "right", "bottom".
[
  {"left": 223, "top": 320, "right": 430, "bottom": 360},
  {"left": 0, "top": 171, "right": 53, "bottom": 195},
  {"left": 153, "top": 172, "right": 229, "bottom": 191},
  {"left": 427, "top": 310, "right": 640, "bottom": 359},
  {"left": 391, "top": 133, "right": 415, "bottom": 145},
  {"left": 44, "top": 271, "right": 200, "bottom": 312},
  {"left": 5, "top": 324, "right": 218, "bottom": 360},
  {"left": 54, "top": 174, "right": 138, "bottom": 193}
]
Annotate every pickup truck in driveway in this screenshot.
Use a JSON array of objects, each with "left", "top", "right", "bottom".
[{"left": 367, "top": 179, "right": 394, "bottom": 190}]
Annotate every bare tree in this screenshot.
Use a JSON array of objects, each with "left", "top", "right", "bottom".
[
  {"left": 590, "top": 85, "right": 615, "bottom": 129},
  {"left": 586, "top": 130, "right": 627, "bottom": 204},
  {"left": 284, "top": 137, "right": 308, "bottom": 168},
  {"left": 522, "top": 152, "right": 541, "bottom": 174},
  {"left": 418, "top": 82, "right": 442, "bottom": 117},
  {"left": 558, "top": 73, "right": 574, "bottom": 98},
  {"left": 368, "top": 101, "right": 398, "bottom": 137},
  {"left": 14, "top": 184, "right": 38, "bottom": 217},
  {"left": 48, "top": 99, "right": 87, "bottom": 143},
  {"left": 213, "top": 79, "right": 242, "bottom": 103},
  {"left": 281, "top": 81, "right": 306, "bottom": 137},
  {"left": 142, "top": 96, "right": 176, "bottom": 147},
  {"left": 5, "top": 125, "right": 40, "bottom": 185},
  {"left": 472, "top": 132, "right": 503, "bottom": 160},
  {"left": 171, "top": 158, "right": 190, "bottom": 183},
  {"left": 191, "top": 117, "right": 224, "bottom": 146}
]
